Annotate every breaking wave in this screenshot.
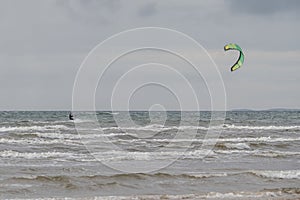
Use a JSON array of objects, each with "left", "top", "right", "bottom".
[
  {"left": 250, "top": 170, "right": 300, "bottom": 179},
  {"left": 0, "top": 125, "right": 70, "bottom": 132}
]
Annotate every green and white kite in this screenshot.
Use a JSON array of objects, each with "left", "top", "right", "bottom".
[{"left": 224, "top": 43, "right": 244, "bottom": 72}]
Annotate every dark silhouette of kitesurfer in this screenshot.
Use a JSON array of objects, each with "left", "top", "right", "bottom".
[{"left": 69, "top": 112, "right": 74, "bottom": 120}]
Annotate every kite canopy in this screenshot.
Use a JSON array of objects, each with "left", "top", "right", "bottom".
[{"left": 224, "top": 43, "right": 244, "bottom": 72}]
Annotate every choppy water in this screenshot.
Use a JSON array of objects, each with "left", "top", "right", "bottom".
[{"left": 0, "top": 111, "right": 299, "bottom": 199}]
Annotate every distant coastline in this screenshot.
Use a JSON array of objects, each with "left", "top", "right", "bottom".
[
  {"left": 0, "top": 108, "right": 300, "bottom": 112},
  {"left": 231, "top": 108, "right": 300, "bottom": 112}
]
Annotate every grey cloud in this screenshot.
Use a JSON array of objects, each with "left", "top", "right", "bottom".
[
  {"left": 57, "top": 0, "right": 121, "bottom": 13},
  {"left": 225, "top": 0, "right": 300, "bottom": 15},
  {"left": 77, "top": 0, "right": 120, "bottom": 11},
  {"left": 0, "top": 0, "right": 299, "bottom": 110},
  {"left": 56, "top": 0, "right": 121, "bottom": 24},
  {"left": 138, "top": 2, "right": 157, "bottom": 17}
]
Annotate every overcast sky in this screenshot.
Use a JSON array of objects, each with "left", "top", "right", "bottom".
[{"left": 0, "top": 0, "right": 299, "bottom": 110}]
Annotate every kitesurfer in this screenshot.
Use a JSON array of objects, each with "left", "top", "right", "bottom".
[{"left": 69, "top": 112, "right": 74, "bottom": 120}]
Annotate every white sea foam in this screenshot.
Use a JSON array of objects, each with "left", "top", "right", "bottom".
[
  {"left": 120, "top": 136, "right": 300, "bottom": 144},
  {"left": 0, "top": 183, "right": 33, "bottom": 188},
  {"left": 13, "top": 131, "right": 137, "bottom": 140},
  {"left": 218, "top": 136, "right": 300, "bottom": 143},
  {"left": 255, "top": 150, "right": 300, "bottom": 158},
  {"left": 224, "top": 142, "right": 251, "bottom": 150},
  {"left": 224, "top": 124, "right": 300, "bottom": 130},
  {"left": 91, "top": 149, "right": 215, "bottom": 161},
  {"left": 102, "top": 124, "right": 213, "bottom": 132},
  {"left": 15, "top": 190, "right": 287, "bottom": 200},
  {"left": 187, "top": 172, "right": 228, "bottom": 178},
  {"left": 214, "top": 149, "right": 256, "bottom": 155},
  {"left": 0, "top": 123, "right": 299, "bottom": 134},
  {"left": 102, "top": 112, "right": 119, "bottom": 115},
  {"left": 0, "top": 125, "right": 70, "bottom": 132},
  {"left": 251, "top": 170, "right": 300, "bottom": 179},
  {"left": 102, "top": 124, "right": 168, "bottom": 132},
  {"left": 73, "top": 118, "right": 98, "bottom": 123},
  {"left": 0, "top": 150, "right": 77, "bottom": 159},
  {"left": 214, "top": 149, "right": 300, "bottom": 158},
  {"left": 13, "top": 132, "right": 80, "bottom": 139},
  {"left": 0, "top": 138, "right": 79, "bottom": 145},
  {"left": 97, "top": 136, "right": 300, "bottom": 144},
  {"left": 102, "top": 124, "right": 300, "bottom": 132}
]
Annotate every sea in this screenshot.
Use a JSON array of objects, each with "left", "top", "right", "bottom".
[{"left": 0, "top": 111, "right": 299, "bottom": 199}]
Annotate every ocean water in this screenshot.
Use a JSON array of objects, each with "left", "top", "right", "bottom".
[{"left": 0, "top": 111, "right": 299, "bottom": 199}]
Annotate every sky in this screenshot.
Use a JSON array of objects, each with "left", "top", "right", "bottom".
[{"left": 0, "top": 0, "right": 299, "bottom": 110}]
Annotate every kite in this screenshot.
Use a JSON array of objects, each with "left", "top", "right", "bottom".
[{"left": 224, "top": 43, "right": 244, "bottom": 72}]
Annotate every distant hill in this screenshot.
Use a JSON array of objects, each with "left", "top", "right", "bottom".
[
  {"left": 231, "top": 109, "right": 254, "bottom": 111},
  {"left": 230, "top": 108, "right": 300, "bottom": 112},
  {"left": 264, "top": 108, "right": 300, "bottom": 111}
]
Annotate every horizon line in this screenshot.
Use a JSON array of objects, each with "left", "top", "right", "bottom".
[{"left": 0, "top": 108, "right": 299, "bottom": 112}]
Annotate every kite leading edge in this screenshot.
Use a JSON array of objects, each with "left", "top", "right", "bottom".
[{"left": 224, "top": 43, "right": 244, "bottom": 72}]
